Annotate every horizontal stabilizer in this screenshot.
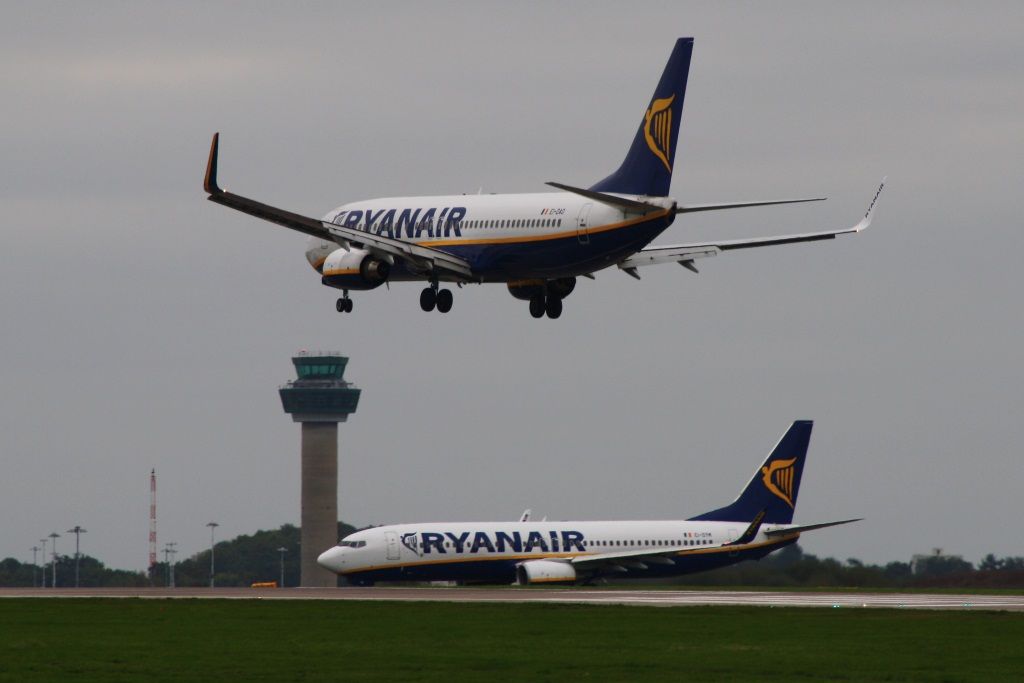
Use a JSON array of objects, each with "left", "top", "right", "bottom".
[
  {"left": 616, "top": 179, "right": 885, "bottom": 273},
  {"left": 546, "top": 182, "right": 666, "bottom": 213},
  {"left": 765, "top": 518, "right": 862, "bottom": 537}
]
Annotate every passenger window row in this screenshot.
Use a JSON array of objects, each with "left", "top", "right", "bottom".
[{"left": 462, "top": 218, "right": 563, "bottom": 230}]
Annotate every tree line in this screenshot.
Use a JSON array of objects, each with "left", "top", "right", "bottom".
[
  {"left": 2, "top": 522, "right": 355, "bottom": 588},
  {"left": 669, "top": 544, "right": 1024, "bottom": 589}
]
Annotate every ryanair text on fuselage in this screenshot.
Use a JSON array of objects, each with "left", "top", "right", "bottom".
[{"left": 331, "top": 207, "right": 468, "bottom": 239}]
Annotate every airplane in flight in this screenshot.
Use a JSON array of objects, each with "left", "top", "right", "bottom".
[
  {"left": 204, "top": 37, "right": 883, "bottom": 319},
  {"left": 317, "top": 421, "right": 860, "bottom": 585}
]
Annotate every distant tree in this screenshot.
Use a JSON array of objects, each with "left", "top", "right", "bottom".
[
  {"left": 978, "top": 555, "right": 1024, "bottom": 573},
  {"left": 980, "top": 553, "right": 1002, "bottom": 572},
  {"left": 173, "top": 521, "right": 358, "bottom": 587},
  {"left": 1003, "top": 557, "right": 1024, "bottom": 571},
  {"left": 883, "top": 561, "right": 912, "bottom": 583},
  {"left": 0, "top": 555, "right": 147, "bottom": 588},
  {"left": 0, "top": 557, "right": 37, "bottom": 587},
  {"left": 914, "top": 554, "right": 974, "bottom": 578}
]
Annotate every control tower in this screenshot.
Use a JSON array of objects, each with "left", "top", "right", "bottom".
[{"left": 279, "top": 352, "right": 361, "bottom": 587}]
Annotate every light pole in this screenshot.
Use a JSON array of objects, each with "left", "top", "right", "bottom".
[
  {"left": 30, "top": 546, "right": 40, "bottom": 588},
  {"left": 48, "top": 532, "right": 60, "bottom": 588},
  {"left": 164, "top": 542, "right": 177, "bottom": 588},
  {"left": 206, "top": 522, "right": 219, "bottom": 588},
  {"left": 277, "top": 547, "right": 288, "bottom": 588},
  {"left": 66, "top": 526, "right": 86, "bottom": 588},
  {"left": 39, "top": 539, "right": 47, "bottom": 588}
]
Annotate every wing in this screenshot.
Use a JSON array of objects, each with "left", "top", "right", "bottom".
[
  {"left": 676, "top": 197, "right": 825, "bottom": 213},
  {"left": 203, "top": 133, "right": 475, "bottom": 280},
  {"left": 616, "top": 179, "right": 885, "bottom": 278},
  {"left": 568, "top": 519, "right": 861, "bottom": 575},
  {"left": 569, "top": 543, "right": 710, "bottom": 574}
]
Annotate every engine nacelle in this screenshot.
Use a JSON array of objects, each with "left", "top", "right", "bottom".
[
  {"left": 507, "top": 277, "right": 576, "bottom": 301},
  {"left": 321, "top": 248, "right": 391, "bottom": 291},
  {"left": 515, "top": 559, "right": 577, "bottom": 585}
]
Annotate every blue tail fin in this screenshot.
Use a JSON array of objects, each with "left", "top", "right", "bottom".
[
  {"left": 589, "top": 38, "right": 693, "bottom": 198},
  {"left": 690, "top": 421, "right": 813, "bottom": 524}
]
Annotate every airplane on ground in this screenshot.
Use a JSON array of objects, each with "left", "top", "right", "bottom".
[
  {"left": 204, "top": 37, "right": 883, "bottom": 319},
  {"left": 317, "top": 421, "right": 860, "bottom": 585}
]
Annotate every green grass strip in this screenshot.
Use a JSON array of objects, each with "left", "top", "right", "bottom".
[{"left": 2, "top": 598, "right": 1023, "bottom": 682}]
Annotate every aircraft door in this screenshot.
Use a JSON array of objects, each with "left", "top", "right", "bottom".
[
  {"left": 576, "top": 203, "right": 592, "bottom": 244},
  {"left": 385, "top": 532, "right": 401, "bottom": 561},
  {"left": 727, "top": 528, "right": 739, "bottom": 557}
]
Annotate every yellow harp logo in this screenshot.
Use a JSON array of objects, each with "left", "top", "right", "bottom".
[
  {"left": 643, "top": 94, "right": 676, "bottom": 173},
  {"left": 761, "top": 458, "right": 798, "bottom": 508}
]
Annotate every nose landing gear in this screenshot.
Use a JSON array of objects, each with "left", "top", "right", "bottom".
[{"left": 336, "top": 292, "right": 353, "bottom": 313}]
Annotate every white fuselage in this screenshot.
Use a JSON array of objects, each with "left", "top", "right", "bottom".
[
  {"left": 318, "top": 518, "right": 799, "bottom": 585},
  {"left": 305, "top": 192, "right": 675, "bottom": 282}
]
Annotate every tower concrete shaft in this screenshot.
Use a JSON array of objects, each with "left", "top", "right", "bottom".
[{"left": 301, "top": 422, "right": 339, "bottom": 587}]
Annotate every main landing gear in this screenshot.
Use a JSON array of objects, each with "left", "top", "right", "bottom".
[
  {"left": 420, "top": 284, "right": 453, "bottom": 313},
  {"left": 336, "top": 292, "right": 353, "bottom": 313},
  {"left": 529, "top": 294, "right": 562, "bottom": 319},
  {"left": 509, "top": 277, "right": 575, "bottom": 320}
]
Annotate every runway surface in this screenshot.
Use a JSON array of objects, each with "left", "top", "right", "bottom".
[{"left": 2, "top": 587, "right": 1023, "bottom": 611}]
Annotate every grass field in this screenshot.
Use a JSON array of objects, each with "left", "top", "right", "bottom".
[{"left": 2, "top": 599, "right": 1023, "bottom": 682}]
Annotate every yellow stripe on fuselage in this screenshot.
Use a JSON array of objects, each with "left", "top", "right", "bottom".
[{"left": 342, "top": 551, "right": 588, "bottom": 575}]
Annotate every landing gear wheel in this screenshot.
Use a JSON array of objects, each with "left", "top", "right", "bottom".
[
  {"left": 419, "top": 287, "right": 437, "bottom": 312},
  {"left": 336, "top": 298, "right": 353, "bottom": 313},
  {"left": 529, "top": 296, "right": 546, "bottom": 319},
  {"left": 545, "top": 297, "right": 563, "bottom": 319},
  {"left": 436, "top": 288, "right": 453, "bottom": 313}
]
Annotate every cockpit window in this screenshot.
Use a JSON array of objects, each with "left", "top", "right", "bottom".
[{"left": 338, "top": 540, "right": 366, "bottom": 548}]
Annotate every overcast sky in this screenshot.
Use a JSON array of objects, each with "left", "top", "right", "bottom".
[{"left": 2, "top": 2, "right": 1022, "bottom": 572}]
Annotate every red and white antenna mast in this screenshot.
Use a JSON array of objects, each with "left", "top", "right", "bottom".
[{"left": 149, "top": 469, "right": 157, "bottom": 573}]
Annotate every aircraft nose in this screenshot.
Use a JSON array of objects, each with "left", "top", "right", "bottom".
[{"left": 317, "top": 546, "right": 345, "bottom": 573}]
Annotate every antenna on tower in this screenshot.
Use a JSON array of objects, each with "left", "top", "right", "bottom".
[{"left": 149, "top": 469, "right": 157, "bottom": 582}]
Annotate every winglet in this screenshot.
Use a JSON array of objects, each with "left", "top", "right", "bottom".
[
  {"left": 726, "top": 508, "right": 767, "bottom": 546},
  {"left": 204, "top": 132, "right": 221, "bottom": 194},
  {"left": 854, "top": 177, "right": 886, "bottom": 232}
]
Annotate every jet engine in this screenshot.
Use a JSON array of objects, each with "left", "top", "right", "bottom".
[
  {"left": 321, "top": 247, "right": 391, "bottom": 290},
  {"left": 515, "top": 559, "right": 577, "bottom": 585}
]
